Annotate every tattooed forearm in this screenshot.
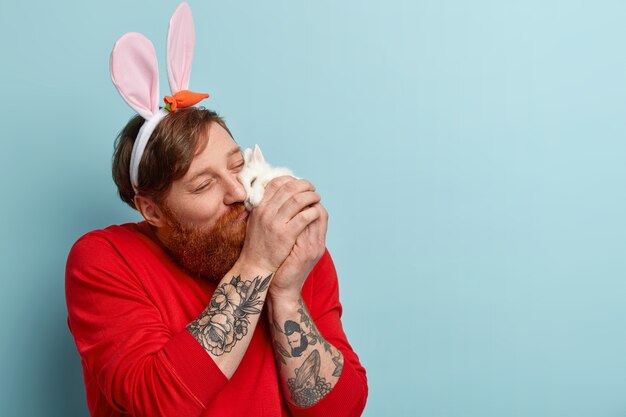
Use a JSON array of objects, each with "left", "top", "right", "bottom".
[
  {"left": 187, "top": 274, "right": 272, "bottom": 356},
  {"left": 287, "top": 350, "right": 332, "bottom": 407},
  {"left": 332, "top": 352, "right": 343, "bottom": 377},
  {"left": 271, "top": 297, "right": 344, "bottom": 407},
  {"left": 281, "top": 319, "right": 309, "bottom": 357},
  {"left": 273, "top": 299, "right": 330, "bottom": 356}
]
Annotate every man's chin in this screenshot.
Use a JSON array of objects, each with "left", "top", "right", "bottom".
[{"left": 160, "top": 204, "right": 247, "bottom": 282}]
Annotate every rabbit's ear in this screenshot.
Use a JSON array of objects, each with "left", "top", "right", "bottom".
[
  {"left": 252, "top": 144, "right": 266, "bottom": 163},
  {"left": 110, "top": 32, "right": 160, "bottom": 120},
  {"left": 243, "top": 148, "right": 253, "bottom": 163},
  {"left": 167, "top": 2, "right": 195, "bottom": 94}
]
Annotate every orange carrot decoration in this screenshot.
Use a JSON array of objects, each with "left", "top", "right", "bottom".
[{"left": 164, "top": 90, "right": 210, "bottom": 112}]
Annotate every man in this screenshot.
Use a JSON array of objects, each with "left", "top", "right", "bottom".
[{"left": 65, "top": 107, "right": 368, "bottom": 417}]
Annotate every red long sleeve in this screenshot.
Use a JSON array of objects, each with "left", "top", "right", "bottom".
[
  {"left": 65, "top": 222, "right": 367, "bottom": 416},
  {"left": 65, "top": 233, "right": 228, "bottom": 417},
  {"left": 288, "top": 249, "right": 369, "bottom": 417}
]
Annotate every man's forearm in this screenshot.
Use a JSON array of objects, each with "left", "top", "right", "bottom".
[
  {"left": 186, "top": 260, "right": 274, "bottom": 378},
  {"left": 267, "top": 295, "right": 344, "bottom": 407}
]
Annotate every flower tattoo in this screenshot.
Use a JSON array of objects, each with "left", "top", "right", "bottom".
[{"left": 187, "top": 274, "right": 272, "bottom": 356}]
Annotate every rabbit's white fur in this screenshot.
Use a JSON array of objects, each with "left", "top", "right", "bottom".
[{"left": 238, "top": 144, "right": 297, "bottom": 211}]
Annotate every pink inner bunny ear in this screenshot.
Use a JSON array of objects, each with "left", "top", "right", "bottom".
[
  {"left": 110, "top": 32, "right": 160, "bottom": 120},
  {"left": 167, "top": 2, "right": 195, "bottom": 94}
]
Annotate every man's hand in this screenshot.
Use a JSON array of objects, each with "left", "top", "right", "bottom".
[
  {"left": 238, "top": 176, "right": 322, "bottom": 273},
  {"left": 269, "top": 200, "right": 329, "bottom": 302}
]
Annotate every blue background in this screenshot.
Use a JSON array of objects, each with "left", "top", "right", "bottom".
[{"left": 1, "top": 0, "right": 626, "bottom": 416}]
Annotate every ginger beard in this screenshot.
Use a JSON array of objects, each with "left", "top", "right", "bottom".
[{"left": 158, "top": 202, "right": 248, "bottom": 281}]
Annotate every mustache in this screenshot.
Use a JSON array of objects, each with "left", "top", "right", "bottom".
[{"left": 216, "top": 203, "right": 247, "bottom": 226}]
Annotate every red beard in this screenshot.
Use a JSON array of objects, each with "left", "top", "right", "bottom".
[{"left": 159, "top": 203, "right": 248, "bottom": 282}]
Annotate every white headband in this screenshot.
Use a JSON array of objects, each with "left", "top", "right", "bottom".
[{"left": 109, "top": 2, "right": 209, "bottom": 194}]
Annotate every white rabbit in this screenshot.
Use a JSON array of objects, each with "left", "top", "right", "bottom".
[{"left": 238, "top": 144, "right": 297, "bottom": 211}]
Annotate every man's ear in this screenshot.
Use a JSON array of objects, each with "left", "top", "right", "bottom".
[{"left": 134, "top": 194, "right": 168, "bottom": 228}]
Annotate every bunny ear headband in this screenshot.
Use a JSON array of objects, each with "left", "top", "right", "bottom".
[{"left": 110, "top": 2, "right": 209, "bottom": 194}]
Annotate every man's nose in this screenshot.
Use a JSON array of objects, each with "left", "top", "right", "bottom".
[{"left": 223, "top": 175, "right": 247, "bottom": 205}]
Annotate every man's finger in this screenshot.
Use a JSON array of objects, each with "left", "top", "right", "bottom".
[
  {"left": 309, "top": 203, "right": 327, "bottom": 249},
  {"left": 275, "top": 191, "right": 321, "bottom": 222},
  {"left": 263, "top": 179, "right": 316, "bottom": 216},
  {"left": 287, "top": 205, "right": 321, "bottom": 236},
  {"left": 261, "top": 175, "right": 296, "bottom": 203}
]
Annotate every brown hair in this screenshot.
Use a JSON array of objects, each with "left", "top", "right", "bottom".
[{"left": 112, "top": 107, "right": 233, "bottom": 210}]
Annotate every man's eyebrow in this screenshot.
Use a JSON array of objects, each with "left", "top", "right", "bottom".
[
  {"left": 186, "top": 146, "right": 242, "bottom": 185},
  {"left": 228, "top": 146, "right": 242, "bottom": 157}
]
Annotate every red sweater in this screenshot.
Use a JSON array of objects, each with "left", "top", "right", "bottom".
[{"left": 65, "top": 221, "right": 367, "bottom": 417}]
